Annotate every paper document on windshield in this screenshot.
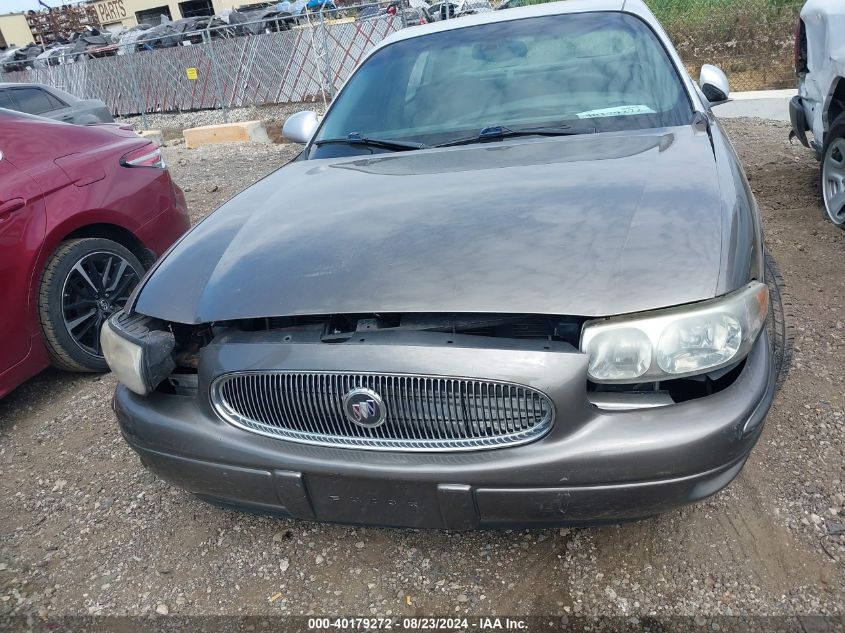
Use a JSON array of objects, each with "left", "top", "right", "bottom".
[{"left": 575, "top": 105, "right": 656, "bottom": 118}]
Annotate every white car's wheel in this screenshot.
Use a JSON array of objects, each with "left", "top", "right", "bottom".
[{"left": 820, "top": 112, "right": 845, "bottom": 228}]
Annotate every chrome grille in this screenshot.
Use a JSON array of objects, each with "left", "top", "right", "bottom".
[{"left": 210, "top": 372, "right": 554, "bottom": 451}]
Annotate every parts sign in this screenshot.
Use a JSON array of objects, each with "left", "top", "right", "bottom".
[{"left": 95, "top": 0, "right": 128, "bottom": 24}]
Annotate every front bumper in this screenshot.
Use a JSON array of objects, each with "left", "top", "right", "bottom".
[
  {"left": 114, "top": 333, "right": 775, "bottom": 529},
  {"left": 789, "top": 95, "right": 812, "bottom": 150}
]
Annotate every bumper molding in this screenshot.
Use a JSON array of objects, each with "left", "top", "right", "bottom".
[
  {"left": 135, "top": 444, "right": 748, "bottom": 528},
  {"left": 789, "top": 95, "right": 811, "bottom": 149}
]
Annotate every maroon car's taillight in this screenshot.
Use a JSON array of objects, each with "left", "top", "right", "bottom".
[
  {"left": 794, "top": 18, "right": 808, "bottom": 76},
  {"left": 120, "top": 144, "right": 165, "bottom": 169}
]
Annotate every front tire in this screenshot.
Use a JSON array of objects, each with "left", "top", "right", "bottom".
[
  {"left": 764, "top": 251, "right": 793, "bottom": 390},
  {"left": 820, "top": 112, "right": 845, "bottom": 228},
  {"left": 38, "top": 238, "right": 144, "bottom": 372}
]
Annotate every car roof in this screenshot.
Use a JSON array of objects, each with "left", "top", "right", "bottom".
[{"left": 377, "top": 0, "right": 645, "bottom": 48}]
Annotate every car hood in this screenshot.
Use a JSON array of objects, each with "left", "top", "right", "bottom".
[{"left": 135, "top": 126, "right": 731, "bottom": 324}]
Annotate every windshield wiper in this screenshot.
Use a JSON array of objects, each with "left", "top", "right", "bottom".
[
  {"left": 314, "top": 132, "right": 428, "bottom": 152},
  {"left": 434, "top": 124, "right": 594, "bottom": 148}
]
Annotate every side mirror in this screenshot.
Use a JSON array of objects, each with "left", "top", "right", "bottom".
[
  {"left": 698, "top": 64, "right": 730, "bottom": 104},
  {"left": 283, "top": 110, "right": 319, "bottom": 144}
]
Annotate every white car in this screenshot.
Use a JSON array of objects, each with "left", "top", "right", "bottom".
[{"left": 790, "top": 0, "right": 845, "bottom": 228}]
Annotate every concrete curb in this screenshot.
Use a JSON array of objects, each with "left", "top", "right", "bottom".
[
  {"left": 183, "top": 120, "right": 274, "bottom": 149},
  {"left": 712, "top": 89, "right": 797, "bottom": 122},
  {"left": 730, "top": 89, "right": 797, "bottom": 100}
]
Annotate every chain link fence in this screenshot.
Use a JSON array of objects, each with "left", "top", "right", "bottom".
[
  {"left": 1, "top": 0, "right": 804, "bottom": 125},
  {"left": 0, "top": 3, "right": 413, "bottom": 124},
  {"left": 648, "top": 0, "right": 804, "bottom": 91}
]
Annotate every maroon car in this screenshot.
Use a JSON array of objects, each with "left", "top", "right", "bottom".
[{"left": 0, "top": 109, "right": 189, "bottom": 398}]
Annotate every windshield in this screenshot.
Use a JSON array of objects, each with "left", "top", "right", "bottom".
[{"left": 311, "top": 12, "right": 691, "bottom": 156}]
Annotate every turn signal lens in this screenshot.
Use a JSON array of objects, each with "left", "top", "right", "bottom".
[
  {"left": 101, "top": 313, "right": 177, "bottom": 395},
  {"left": 101, "top": 321, "right": 148, "bottom": 395},
  {"left": 586, "top": 327, "right": 652, "bottom": 382}
]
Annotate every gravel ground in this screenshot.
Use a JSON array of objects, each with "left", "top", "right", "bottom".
[
  {"left": 0, "top": 119, "right": 843, "bottom": 628},
  {"left": 164, "top": 141, "right": 300, "bottom": 225}
]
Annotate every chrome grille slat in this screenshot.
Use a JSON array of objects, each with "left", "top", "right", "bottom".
[
  {"left": 285, "top": 374, "right": 305, "bottom": 435},
  {"left": 474, "top": 382, "right": 483, "bottom": 436},
  {"left": 318, "top": 374, "right": 334, "bottom": 436},
  {"left": 493, "top": 388, "right": 500, "bottom": 434},
  {"left": 244, "top": 375, "right": 260, "bottom": 424},
  {"left": 302, "top": 374, "right": 318, "bottom": 435},
  {"left": 446, "top": 379, "right": 457, "bottom": 439},
  {"left": 211, "top": 372, "right": 554, "bottom": 452},
  {"left": 269, "top": 374, "right": 283, "bottom": 426},
  {"left": 484, "top": 383, "right": 492, "bottom": 436},
  {"left": 447, "top": 379, "right": 460, "bottom": 439}
]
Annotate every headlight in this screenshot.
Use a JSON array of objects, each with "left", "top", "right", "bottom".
[
  {"left": 101, "top": 312, "right": 176, "bottom": 395},
  {"left": 581, "top": 282, "right": 768, "bottom": 383}
]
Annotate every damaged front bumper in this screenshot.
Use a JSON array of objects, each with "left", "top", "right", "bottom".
[
  {"left": 113, "top": 326, "right": 775, "bottom": 529},
  {"left": 789, "top": 94, "right": 823, "bottom": 158},
  {"left": 790, "top": 95, "right": 811, "bottom": 149}
]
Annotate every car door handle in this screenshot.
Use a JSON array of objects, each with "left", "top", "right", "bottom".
[{"left": 0, "top": 198, "right": 25, "bottom": 219}]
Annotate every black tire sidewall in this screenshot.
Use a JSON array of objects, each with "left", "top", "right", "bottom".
[
  {"left": 39, "top": 238, "right": 144, "bottom": 372},
  {"left": 763, "top": 250, "right": 793, "bottom": 390}
]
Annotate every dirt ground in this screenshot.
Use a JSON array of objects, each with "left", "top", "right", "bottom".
[{"left": 0, "top": 120, "right": 843, "bottom": 628}]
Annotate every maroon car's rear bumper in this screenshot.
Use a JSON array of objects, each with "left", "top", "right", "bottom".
[{"left": 136, "top": 181, "right": 190, "bottom": 258}]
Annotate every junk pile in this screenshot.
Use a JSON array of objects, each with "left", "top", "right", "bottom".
[
  {"left": 1, "top": 0, "right": 493, "bottom": 73},
  {"left": 2, "top": 27, "right": 119, "bottom": 71}
]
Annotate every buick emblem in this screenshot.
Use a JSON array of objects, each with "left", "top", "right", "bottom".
[{"left": 342, "top": 387, "right": 386, "bottom": 428}]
